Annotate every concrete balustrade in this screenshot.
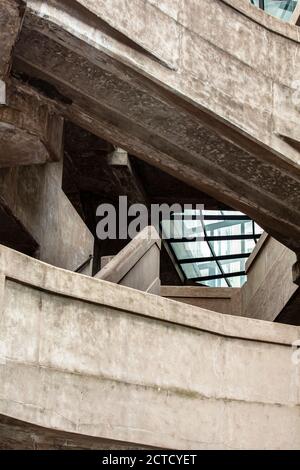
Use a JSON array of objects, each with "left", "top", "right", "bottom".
[{"left": 0, "top": 244, "right": 299, "bottom": 449}]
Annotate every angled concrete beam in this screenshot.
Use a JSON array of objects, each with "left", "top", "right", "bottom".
[
  {"left": 107, "top": 147, "right": 147, "bottom": 204},
  {"left": 0, "top": 83, "right": 64, "bottom": 167}
]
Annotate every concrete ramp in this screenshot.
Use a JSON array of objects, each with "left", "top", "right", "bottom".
[
  {"left": 96, "top": 226, "right": 161, "bottom": 294},
  {"left": 0, "top": 244, "right": 299, "bottom": 449}
]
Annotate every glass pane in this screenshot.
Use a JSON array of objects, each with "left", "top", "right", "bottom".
[
  {"left": 265, "top": 0, "right": 297, "bottom": 21},
  {"left": 161, "top": 216, "right": 204, "bottom": 240},
  {"left": 171, "top": 241, "right": 211, "bottom": 260},
  {"left": 204, "top": 219, "right": 253, "bottom": 236},
  {"left": 226, "top": 275, "right": 247, "bottom": 288},
  {"left": 197, "top": 278, "right": 228, "bottom": 288},
  {"left": 210, "top": 238, "right": 256, "bottom": 257},
  {"left": 219, "top": 257, "right": 247, "bottom": 274},
  {"left": 165, "top": 209, "right": 263, "bottom": 288},
  {"left": 254, "top": 223, "right": 264, "bottom": 236},
  {"left": 250, "top": 0, "right": 298, "bottom": 21},
  {"left": 181, "top": 261, "right": 221, "bottom": 279}
]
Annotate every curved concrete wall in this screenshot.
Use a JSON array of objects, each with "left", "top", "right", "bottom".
[{"left": 0, "top": 244, "right": 299, "bottom": 449}]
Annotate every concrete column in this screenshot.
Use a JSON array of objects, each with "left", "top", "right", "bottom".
[{"left": 0, "top": 85, "right": 94, "bottom": 273}]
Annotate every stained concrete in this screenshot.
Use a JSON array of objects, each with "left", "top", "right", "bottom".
[
  {"left": 161, "top": 286, "right": 241, "bottom": 316},
  {"left": 0, "top": 414, "right": 150, "bottom": 450},
  {"left": 0, "top": 245, "right": 299, "bottom": 449},
  {"left": 242, "top": 235, "right": 298, "bottom": 322},
  {"left": 0, "top": 0, "right": 24, "bottom": 79},
  {"left": 96, "top": 226, "right": 161, "bottom": 294},
  {"left": 0, "top": 83, "right": 64, "bottom": 167},
  {"left": 9, "top": 0, "right": 300, "bottom": 253},
  {"left": 0, "top": 159, "right": 94, "bottom": 273}
]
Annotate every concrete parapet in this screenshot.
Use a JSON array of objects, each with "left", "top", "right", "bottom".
[{"left": 0, "top": 245, "right": 299, "bottom": 449}]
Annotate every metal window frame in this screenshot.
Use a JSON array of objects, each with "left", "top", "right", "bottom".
[{"left": 162, "top": 209, "right": 262, "bottom": 287}]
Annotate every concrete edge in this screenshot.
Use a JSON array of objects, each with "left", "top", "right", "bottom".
[
  {"left": 160, "top": 286, "right": 239, "bottom": 299},
  {"left": 245, "top": 232, "right": 269, "bottom": 273},
  {"left": 221, "top": 0, "right": 300, "bottom": 43},
  {"left": 0, "top": 244, "right": 299, "bottom": 346},
  {"left": 95, "top": 226, "right": 161, "bottom": 283}
]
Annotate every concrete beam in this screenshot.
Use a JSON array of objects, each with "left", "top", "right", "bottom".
[
  {"left": 65, "top": 100, "right": 300, "bottom": 252},
  {"left": 95, "top": 225, "right": 161, "bottom": 285},
  {"left": 10, "top": 1, "right": 300, "bottom": 253},
  {"left": 107, "top": 148, "right": 147, "bottom": 204},
  {"left": 0, "top": 159, "right": 94, "bottom": 273},
  {"left": 0, "top": 245, "right": 299, "bottom": 449},
  {"left": 0, "top": 83, "right": 64, "bottom": 167}
]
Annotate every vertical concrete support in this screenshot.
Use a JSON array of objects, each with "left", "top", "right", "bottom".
[
  {"left": 0, "top": 160, "right": 94, "bottom": 274},
  {"left": 241, "top": 234, "right": 298, "bottom": 322},
  {"left": 0, "top": 85, "right": 94, "bottom": 272}
]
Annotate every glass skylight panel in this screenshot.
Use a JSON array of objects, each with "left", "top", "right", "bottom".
[
  {"left": 165, "top": 210, "right": 263, "bottom": 288},
  {"left": 181, "top": 261, "right": 221, "bottom": 280},
  {"left": 250, "top": 0, "right": 298, "bottom": 21},
  {"left": 171, "top": 241, "right": 211, "bottom": 261}
]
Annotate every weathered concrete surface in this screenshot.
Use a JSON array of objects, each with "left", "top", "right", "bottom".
[
  {"left": 0, "top": 82, "right": 63, "bottom": 167},
  {"left": 242, "top": 234, "right": 298, "bottom": 322},
  {"left": 161, "top": 286, "right": 241, "bottom": 316},
  {"left": 0, "top": 160, "right": 94, "bottom": 273},
  {"left": 96, "top": 226, "right": 161, "bottom": 294},
  {"left": 0, "top": 245, "right": 299, "bottom": 449},
  {"left": 0, "top": 0, "right": 24, "bottom": 79},
  {"left": 0, "top": 415, "right": 150, "bottom": 450},
  {"left": 10, "top": 0, "right": 300, "bottom": 253}
]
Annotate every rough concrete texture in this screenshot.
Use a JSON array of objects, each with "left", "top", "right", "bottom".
[
  {"left": 242, "top": 235, "right": 298, "bottom": 322},
  {"left": 0, "top": 82, "right": 63, "bottom": 167},
  {"left": 0, "top": 245, "right": 299, "bottom": 449},
  {"left": 96, "top": 226, "right": 161, "bottom": 294},
  {"left": 0, "top": 0, "right": 24, "bottom": 79},
  {"left": 0, "top": 160, "right": 94, "bottom": 273},
  {"left": 0, "top": 415, "right": 150, "bottom": 450},
  {"left": 10, "top": 0, "right": 300, "bottom": 252},
  {"left": 161, "top": 287, "right": 241, "bottom": 316}
]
